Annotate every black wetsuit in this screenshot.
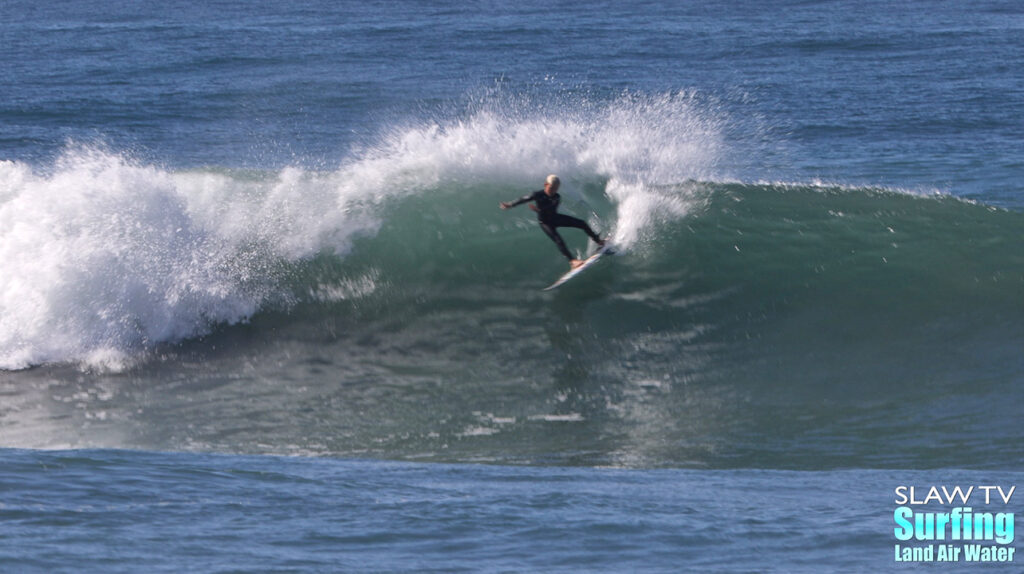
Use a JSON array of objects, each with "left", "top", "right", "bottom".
[{"left": 506, "top": 190, "right": 602, "bottom": 260}]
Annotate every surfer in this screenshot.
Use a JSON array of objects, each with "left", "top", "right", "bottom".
[{"left": 500, "top": 175, "right": 605, "bottom": 269}]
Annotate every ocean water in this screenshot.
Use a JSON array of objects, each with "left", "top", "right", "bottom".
[{"left": 2, "top": 0, "right": 1022, "bottom": 571}]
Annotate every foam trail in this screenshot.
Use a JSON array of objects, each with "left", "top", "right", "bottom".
[{"left": 582, "top": 92, "right": 724, "bottom": 248}]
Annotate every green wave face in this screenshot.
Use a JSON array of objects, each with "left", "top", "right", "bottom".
[{"left": 190, "top": 179, "right": 1017, "bottom": 468}]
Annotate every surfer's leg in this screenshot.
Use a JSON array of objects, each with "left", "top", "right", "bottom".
[
  {"left": 551, "top": 214, "right": 603, "bottom": 244},
  {"left": 539, "top": 221, "right": 574, "bottom": 261}
]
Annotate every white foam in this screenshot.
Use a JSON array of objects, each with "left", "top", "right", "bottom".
[
  {"left": 528, "top": 413, "right": 585, "bottom": 422},
  {"left": 310, "top": 270, "right": 381, "bottom": 302},
  {"left": 0, "top": 149, "right": 384, "bottom": 370}
]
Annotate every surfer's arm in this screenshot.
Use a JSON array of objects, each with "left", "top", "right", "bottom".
[{"left": 499, "top": 191, "right": 540, "bottom": 210}]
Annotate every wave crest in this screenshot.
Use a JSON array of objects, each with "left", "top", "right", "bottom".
[{"left": 0, "top": 92, "right": 749, "bottom": 369}]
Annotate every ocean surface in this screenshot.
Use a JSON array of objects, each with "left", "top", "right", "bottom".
[{"left": 2, "top": 0, "right": 1022, "bottom": 571}]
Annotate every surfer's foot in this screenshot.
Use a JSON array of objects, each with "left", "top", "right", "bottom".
[{"left": 570, "top": 259, "right": 585, "bottom": 269}]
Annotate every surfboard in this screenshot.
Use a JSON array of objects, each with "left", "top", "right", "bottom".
[{"left": 543, "top": 244, "right": 614, "bottom": 291}]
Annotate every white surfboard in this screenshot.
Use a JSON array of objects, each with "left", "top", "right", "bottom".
[{"left": 543, "top": 244, "right": 615, "bottom": 291}]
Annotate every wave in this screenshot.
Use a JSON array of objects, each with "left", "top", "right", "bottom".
[{"left": 1, "top": 92, "right": 1020, "bottom": 371}]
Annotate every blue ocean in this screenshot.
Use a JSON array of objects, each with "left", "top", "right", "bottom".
[{"left": 2, "top": 1, "right": 1022, "bottom": 571}]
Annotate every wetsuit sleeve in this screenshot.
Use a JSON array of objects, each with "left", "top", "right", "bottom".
[{"left": 505, "top": 190, "right": 542, "bottom": 207}]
